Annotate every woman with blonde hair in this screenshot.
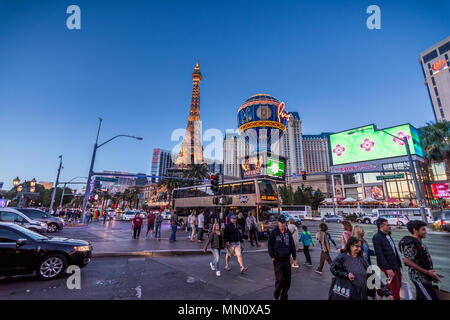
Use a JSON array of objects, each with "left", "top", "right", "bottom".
[{"left": 352, "top": 225, "right": 376, "bottom": 265}]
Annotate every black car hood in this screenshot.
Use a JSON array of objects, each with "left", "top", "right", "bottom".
[{"left": 39, "top": 237, "right": 89, "bottom": 246}]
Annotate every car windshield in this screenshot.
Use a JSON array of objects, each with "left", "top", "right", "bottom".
[{"left": 8, "top": 224, "right": 49, "bottom": 241}]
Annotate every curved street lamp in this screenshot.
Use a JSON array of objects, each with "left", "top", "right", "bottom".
[{"left": 81, "top": 118, "right": 143, "bottom": 223}]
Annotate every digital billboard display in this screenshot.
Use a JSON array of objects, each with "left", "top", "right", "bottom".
[
  {"left": 267, "top": 157, "right": 285, "bottom": 178},
  {"left": 329, "top": 124, "right": 423, "bottom": 166}
]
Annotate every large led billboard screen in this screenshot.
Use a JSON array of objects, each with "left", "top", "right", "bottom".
[{"left": 329, "top": 124, "right": 423, "bottom": 166}]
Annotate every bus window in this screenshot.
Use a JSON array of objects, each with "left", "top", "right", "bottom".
[
  {"left": 223, "top": 184, "right": 231, "bottom": 195},
  {"left": 197, "top": 187, "right": 207, "bottom": 197},
  {"left": 242, "top": 182, "right": 256, "bottom": 194},
  {"left": 258, "top": 180, "right": 277, "bottom": 196},
  {"left": 230, "top": 183, "right": 242, "bottom": 195},
  {"left": 188, "top": 188, "right": 197, "bottom": 197}
]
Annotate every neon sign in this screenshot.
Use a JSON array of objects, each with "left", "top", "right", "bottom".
[
  {"left": 277, "top": 102, "right": 290, "bottom": 122},
  {"left": 432, "top": 59, "right": 446, "bottom": 71}
]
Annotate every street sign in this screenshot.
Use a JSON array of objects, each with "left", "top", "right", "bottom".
[
  {"left": 376, "top": 174, "right": 404, "bottom": 181},
  {"left": 95, "top": 177, "right": 118, "bottom": 183}
]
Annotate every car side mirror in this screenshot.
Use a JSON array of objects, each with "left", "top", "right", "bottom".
[{"left": 16, "top": 239, "right": 27, "bottom": 247}]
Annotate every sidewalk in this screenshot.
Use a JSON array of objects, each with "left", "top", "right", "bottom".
[{"left": 60, "top": 220, "right": 268, "bottom": 257}]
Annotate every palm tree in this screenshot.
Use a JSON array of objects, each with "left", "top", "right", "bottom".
[
  {"left": 420, "top": 121, "right": 450, "bottom": 180},
  {"left": 158, "top": 173, "right": 184, "bottom": 208},
  {"left": 183, "top": 164, "right": 209, "bottom": 185}
]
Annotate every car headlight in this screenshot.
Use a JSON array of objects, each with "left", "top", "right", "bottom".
[
  {"left": 39, "top": 222, "right": 47, "bottom": 227},
  {"left": 74, "top": 245, "right": 90, "bottom": 252}
]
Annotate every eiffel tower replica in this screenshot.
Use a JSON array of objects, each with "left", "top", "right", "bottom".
[{"left": 174, "top": 62, "right": 205, "bottom": 168}]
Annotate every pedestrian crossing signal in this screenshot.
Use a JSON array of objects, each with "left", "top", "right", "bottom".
[
  {"left": 211, "top": 174, "right": 220, "bottom": 194},
  {"left": 301, "top": 171, "right": 307, "bottom": 181}
]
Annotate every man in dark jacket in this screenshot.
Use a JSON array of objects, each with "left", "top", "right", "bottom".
[
  {"left": 224, "top": 215, "right": 248, "bottom": 273},
  {"left": 399, "top": 220, "right": 442, "bottom": 300},
  {"left": 372, "top": 218, "right": 402, "bottom": 300},
  {"left": 268, "top": 216, "right": 297, "bottom": 300}
]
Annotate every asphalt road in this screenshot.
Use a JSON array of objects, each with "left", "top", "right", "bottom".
[{"left": 0, "top": 220, "right": 449, "bottom": 300}]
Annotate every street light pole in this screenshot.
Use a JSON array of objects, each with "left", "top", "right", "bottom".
[
  {"left": 403, "top": 136, "right": 427, "bottom": 222},
  {"left": 81, "top": 118, "right": 102, "bottom": 224},
  {"left": 49, "top": 155, "right": 63, "bottom": 215},
  {"left": 81, "top": 118, "right": 143, "bottom": 224},
  {"left": 59, "top": 177, "right": 88, "bottom": 210}
]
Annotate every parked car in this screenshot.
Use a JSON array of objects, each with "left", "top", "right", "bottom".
[
  {"left": 440, "top": 211, "right": 450, "bottom": 232},
  {"left": 371, "top": 214, "right": 409, "bottom": 226},
  {"left": 280, "top": 211, "right": 302, "bottom": 226},
  {"left": 0, "top": 208, "right": 48, "bottom": 233},
  {"left": 15, "top": 208, "right": 64, "bottom": 233},
  {"left": 0, "top": 222, "right": 92, "bottom": 280},
  {"left": 121, "top": 210, "right": 144, "bottom": 221},
  {"left": 161, "top": 211, "right": 171, "bottom": 220},
  {"left": 356, "top": 214, "right": 376, "bottom": 224},
  {"left": 321, "top": 215, "right": 344, "bottom": 223}
]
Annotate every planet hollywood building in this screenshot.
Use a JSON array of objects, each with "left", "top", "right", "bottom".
[{"left": 327, "top": 123, "right": 438, "bottom": 206}]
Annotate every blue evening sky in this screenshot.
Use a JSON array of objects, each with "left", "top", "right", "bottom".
[{"left": 0, "top": 0, "right": 449, "bottom": 190}]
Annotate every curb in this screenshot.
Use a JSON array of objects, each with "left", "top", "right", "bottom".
[{"left": 92, "top": 248, "right": 268, "bottom": 258}]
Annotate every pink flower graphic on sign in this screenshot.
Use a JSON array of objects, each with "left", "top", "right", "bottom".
[
  {"left": 333, "top": 144, "right": 346, "bottom": 156},
  {"left": 360, "top": 139, "right": 374, "bottom": 151},
  {"left": 393, "top": 132, "right": 411, "bottom": 146}
]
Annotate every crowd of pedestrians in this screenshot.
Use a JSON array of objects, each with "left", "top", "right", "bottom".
[{"left": 74, "top": 205, "right": 444, "bottom": 301}]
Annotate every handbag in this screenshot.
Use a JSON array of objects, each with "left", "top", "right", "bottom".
[{"left": 328, "top": 277, "right": 353, "bottom": 300}]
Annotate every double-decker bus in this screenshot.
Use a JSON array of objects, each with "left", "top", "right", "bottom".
[{"left": 172, "top": 178, "right": 281, "bottom": 234}]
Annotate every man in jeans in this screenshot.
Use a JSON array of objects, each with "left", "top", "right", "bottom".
[
  {"left": 399, "top": 220, "right": 442, "bottom": 300},
  {"left": 197, "top": 211, "right": 205, "bottom": 242},
  {"left": 224, "top": 215, "right": 248, "bottom": 273},
  {"left": 154, "top": 211, "right": 163, "bottom": 241},
  {"left": 268, "top": 216, "right": 297, "bottom": 300},
  {"left": 131, "top": 213, "right": 143, "bottom": 239},
  {"left": 246, "top": 213, "right": 258, "bottom": 246},
  {"left": 169, "top": 211, "right": 179, "bottom": 242},
  {"left": 372, "top": 218, "right": 403, "bottom": 300}
]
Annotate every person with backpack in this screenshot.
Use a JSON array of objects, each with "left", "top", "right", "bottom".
[
  {"left": 246, "top": 212, "right": 258, "bottom": 246},
  {"left": 315, "top": 222, "right": 333, "bottom": 275},
  {"left": 287, "top": 219, "right": 300, "bottom": 268},
  {"left": 300, "top": 225, "right": 314, "bottom": 266},
  {"left": 399, "top": 220, "right": 443, "bottom": 300}
]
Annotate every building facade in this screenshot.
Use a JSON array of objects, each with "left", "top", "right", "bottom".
[
  {"left": 302, "top": 133, "right": 332, "bottom": 173},
  {"left": 419, "top": 36, "right": 450, "bottom": 122},
  {"left": 150, "top": 148, "right": 175, "bottom": 183},
  {"left": 223, "top": 132, "right": 253, "bottom": 177},
  {"left": 280, "top": 112, "right": 305, "bottom": 181}
]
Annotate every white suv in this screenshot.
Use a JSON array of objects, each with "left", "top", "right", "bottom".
[{"left": 0, "top": 207, "right": 48, "bottom": 233}]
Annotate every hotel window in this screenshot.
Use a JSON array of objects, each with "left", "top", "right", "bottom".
[
  {"left": 423, "top": 50, "right": 438, "bottom": 63},
  {"left": 429, "top": 70, "right": 433, "bottom": 76},
  {"left": 434, "top": 87, "right": 439, "bottom": 96},
  {"left": 438, "top": 41, "right": 450, "bottom": 55},
  {"left": 437, "top": 98, "right": 442, "bottom": 107},
  {"left": 440, "top": 109, "right": 445, "bottom": 119},
  {"left": 431, "top": 77, "right": 436, "bottom": 86}
]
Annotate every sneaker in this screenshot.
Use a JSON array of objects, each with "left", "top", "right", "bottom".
[
  {"left": 216, "top": 271, "right": 221, "bottom": 277},
  {"left": 307, "top": 263, "right": 313, "bottom": 267},
  {"left": 210, "top": 262, "right": 215, "bottom": 271},
  {"left": 315, "top": 269, "right": 322, "bottom": 275},
  {"left": 240, "top": 266, "right": 248, "bottom": 273},
  {"left": 291, "top": 264, "right": 299, "bottom": 269},
  {"left": 225, "top": 265, "right": 231, "bottom": 271}
]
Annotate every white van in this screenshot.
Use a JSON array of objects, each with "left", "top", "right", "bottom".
[{"left": 0, "top": 207, "right": 48, "bottom": 233}]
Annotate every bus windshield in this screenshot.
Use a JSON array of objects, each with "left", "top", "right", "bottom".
[{"left": 258, "top": 180, "right": 277, "bottom": 196}]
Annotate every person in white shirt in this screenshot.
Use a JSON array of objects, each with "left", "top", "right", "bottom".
[{"left": 197, "top": 211, "right": 205, "bottom": 242}]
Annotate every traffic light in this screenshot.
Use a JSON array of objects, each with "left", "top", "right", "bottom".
[
  {"left": 211, "top": 174, "right": 220, "bottom": 194},
  {"left": 301, "top": 171, "right": 307, "bottom": 181}
]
